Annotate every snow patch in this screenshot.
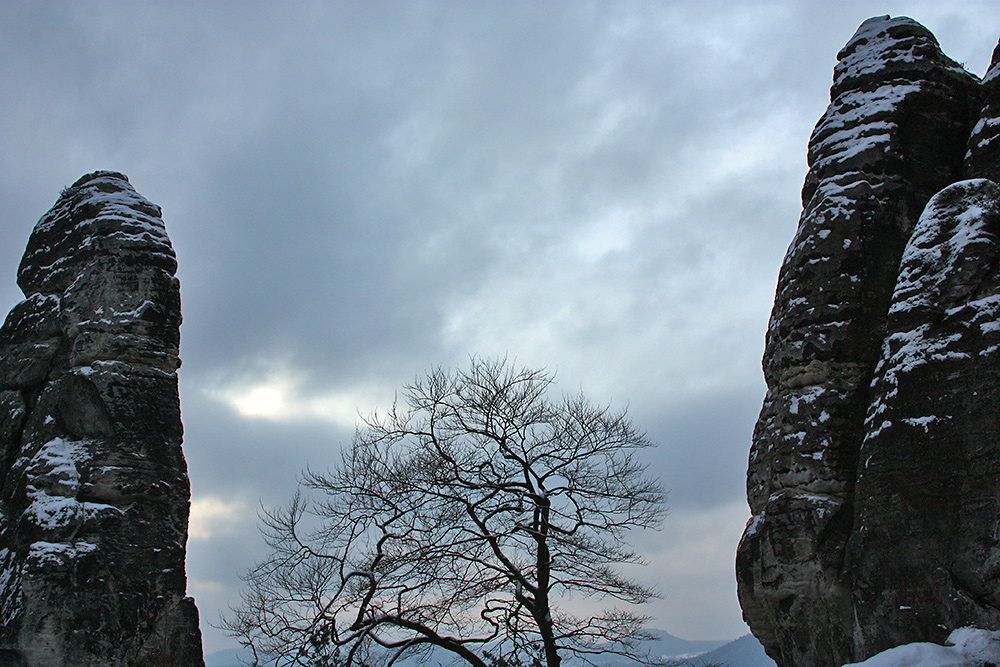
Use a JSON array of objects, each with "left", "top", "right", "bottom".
[
  {"left": 744, "top": 513, "right": 764, "bottom": 538},
  {"left": 840, "top": 627, "right": 1000, "bottom": 667},
  {"left": 867, "top": 420, "right": 892, "bottom": 440},
  {"left": 22, "top": 437, "right": 120, "bottom": 532},
  {"left": 980, "top": 319, "right": 1000, "bottom": 334},
  {"left": 789, "top": 385, "right": 826, "bottom": 415},
  {"left": 27, "top": 540, "right": 98, "bottom": 568},
  {"left": 902, "top": 416, "right": 937, "bottom": 432},
  {"left": 811, "top": 84, "right": 924, "bottom": 174}
]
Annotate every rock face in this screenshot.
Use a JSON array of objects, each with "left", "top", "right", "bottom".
[
  {"left": 0, "top": 172, "right": 204, "bottom": 666},
  {"left": 851, "top": 179, "right": 1000, "bottom": 653},
  {"left": 738, "top": 16, "right": 1000, "bottom": 667}
]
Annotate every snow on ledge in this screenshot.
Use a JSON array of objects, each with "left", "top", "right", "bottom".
[{"left": 841, "top": 628, "right": 1000, "bottom": 667}]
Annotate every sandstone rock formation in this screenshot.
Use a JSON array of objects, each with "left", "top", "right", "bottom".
[
  {"left": 738, "top": 16, "right": 1000, "bottom": 667},
  {"left": 850, "top": 178, "right": 1000, "bottom": 654},
  {"left": 0, "top": 172, "right": 204, "bottom": 666}
]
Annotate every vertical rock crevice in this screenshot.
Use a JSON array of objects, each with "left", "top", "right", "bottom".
[
  {"left": 966, "top": 42, "right": 1000, "bottom": 182},
  {"left": 0, "top": 171, "right": 203, "bottom": 666}
]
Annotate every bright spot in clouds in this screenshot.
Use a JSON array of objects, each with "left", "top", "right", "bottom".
[
  {"left": 207, "top": 365, "right": 393, "bottom": 428},
  {"left": 225, "top": 379, "right": 293, "bottom": 420},
  {"left": 189, "top": 578, "right": 225, "bottom": 596},
  {"left": 189, "top": 496, "right": 250, "bottom": 541}
]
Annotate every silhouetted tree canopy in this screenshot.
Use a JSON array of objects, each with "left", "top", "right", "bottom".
[{"left": 225, "top": 358, "right": 666, "bottom": 667}]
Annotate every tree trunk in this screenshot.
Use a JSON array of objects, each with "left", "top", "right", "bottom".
[{"left": 533, "top": 496, "right": 561, "bottom": 667}]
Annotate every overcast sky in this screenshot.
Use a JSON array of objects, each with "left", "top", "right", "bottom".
[{"left": 2, "top": 1, "right": 998, "bottom": 657}]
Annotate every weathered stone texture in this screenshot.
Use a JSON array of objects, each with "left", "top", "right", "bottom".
[
  {"left": 851, "top": 179, "right": 1000, "bottom": 654},
  {"left": 0, "top": 172, "right": 203, "bottom": 666},
  {"left": 738, "top": 16, "right": 1000, "bottom": 667}
]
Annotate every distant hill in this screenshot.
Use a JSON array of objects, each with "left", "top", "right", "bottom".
[
  {"left": 205, "top": 632, "right": 775, "bottom": 667},
  {"left": 671, "top": 634, "right": 777, "bottom": 667},
  {"left": 570, "top": 629, "right": 727, "bottom": 666}
]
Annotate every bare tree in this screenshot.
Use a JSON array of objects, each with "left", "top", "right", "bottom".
[{"left": 224, "top": 358, "right": 666, "bottom": 667}]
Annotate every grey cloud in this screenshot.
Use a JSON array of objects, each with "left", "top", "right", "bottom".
[{"left": 1, "top": 0, "right": 998, "bottom": 656}]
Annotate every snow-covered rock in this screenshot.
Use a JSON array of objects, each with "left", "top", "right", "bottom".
[
  {"left": 739, "top": 15, "right": 1000, "bottom": 667},
  {"left": 851, "top": 178, "right": 1000, "bottom": 655},
  {"left": 0, "top": 172, "right": 203, "bottom": 665},
  {"left": 841, "top": 628, "right": 1000, "bottom": 667}
]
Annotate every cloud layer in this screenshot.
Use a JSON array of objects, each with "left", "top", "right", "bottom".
[{"left": 1, "top": 0, "right": 998, "bottom": 655}]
